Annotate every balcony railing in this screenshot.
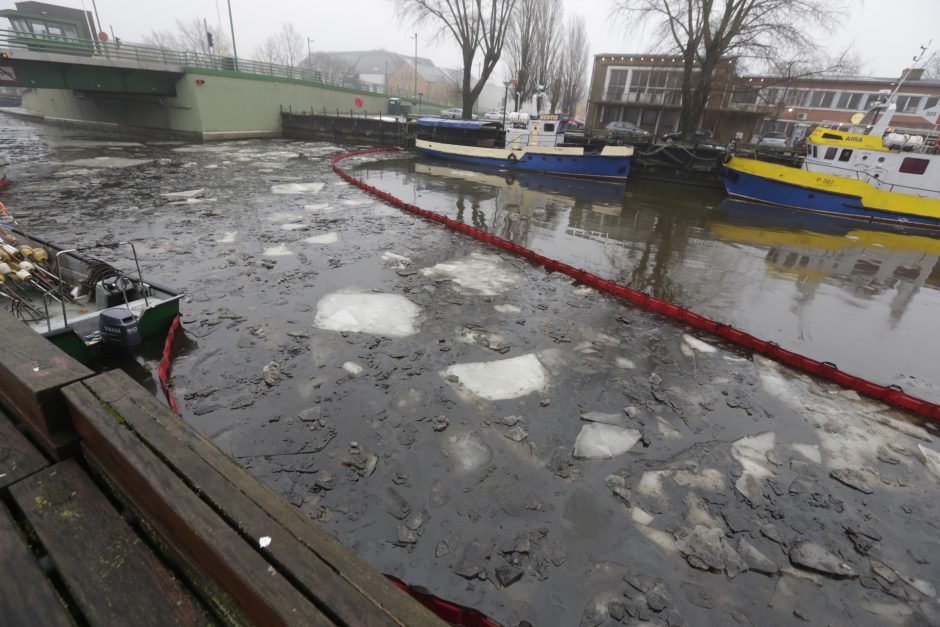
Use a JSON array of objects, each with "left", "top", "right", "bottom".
[
  {"left": 599, "top": 88, "right": 682, "bottom": 106},
  {"left": 0, "top": 28, "right": 388, "bottom": 94}
]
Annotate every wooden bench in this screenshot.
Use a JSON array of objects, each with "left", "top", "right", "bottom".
[
  {"left": 0, "top": 313, "right": 93, "bottom": 458},
  {"left": 63, "top": 369, "right": 444, "bottom": 627}
]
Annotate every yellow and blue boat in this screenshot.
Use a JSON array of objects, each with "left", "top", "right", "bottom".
[{"left": 723, "top": 94, "right": 940, "bottom": 229}]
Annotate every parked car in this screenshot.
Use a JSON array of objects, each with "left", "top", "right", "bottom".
[
  {"left": 662, "top": 129, "right": 713, "bottom": 143},
  {"left": 757, "top": 131, "right": 788, "bottom": 147},
  {"left": 564, "top": 117, "right": 585, "bottom": 129},
  {"left": 605, "top": 121, "right": 651, "bottom": 137},
  {"left": 440, "top": 108, "right": 478, "bottom": 120},
  {"left": 483, "top": 110, "right": 505, "bottom": 121}
]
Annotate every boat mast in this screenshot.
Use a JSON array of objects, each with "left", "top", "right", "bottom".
[{"left": 870, "top": 42, "right": 932, "bottom": 136}]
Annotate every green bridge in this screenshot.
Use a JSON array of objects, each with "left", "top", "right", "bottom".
[{"left": 0, "top": 29, "right": 447, "bottom": 140}]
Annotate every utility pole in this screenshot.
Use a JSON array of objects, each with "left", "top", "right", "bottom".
[
  {"left": 89, "top": 0, "right": 102, "bottom": 37},
  {"left": 226, "top": 0, "right": 238, "bottom": 71},
  {"left": 410, "top": 33, "right": 418, "bottom": 100},
  {"left": 307, "top": 38, "right": 314, "bottom": 67}
]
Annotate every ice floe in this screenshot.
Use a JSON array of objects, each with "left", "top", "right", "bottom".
[
  {"left": 304, "top": 203, "right": 337, "bottom": 212},
  {"left": 421, "top": 253, "right": 519, "bottom": 295},
  {"left": 494, "top": 304, "right": 521, "bottom": 314},
  {"left": 63, "top": 156, "right": 150, "bottom": 168},
  {"left": 304, "top": 233, "right": 339, "bottom": 244},
  {"left": 270, "top": 182, "right": 324, "bottom": 194},
  {"left": 682, "top": 334, "right": 717, "bottom": 353},
  {"left": 216, "top": 231, "right": 237, "bottom": 243},
  {"left": 313, "top": 291, "right": 421, "bottom": 337},
  {"left": 266, "top": 211, "right": 304, "bottom": 222},
  {"left": 791, "top": 443, "right": 822, "bottom": 464},
  {"left": 917, "top": 445, "right": 940, "bottom": 481},
  {"left": 615, "top": 357, "right": 636, "bottom": 369},
  {"left": 440, "top": 353, "right": 548, "bottom": 401},
  {"left": 280, "top": 223, "right": 308, "bottom": 231},
  {"left": 442, "top": 433, "right": 492, "bottom": 473},
  {"left": 161, "top": 188, "right": 205, "bottom": 199},
  {"left": 731, "top": 432, "right": 777, "bottom": 504},
  {"left": 262, "top": 245, "right": 293, "bottom": 256},
  {"left": 342, "top": 361, "right": 364, "bottom": 375},
  {"left": 573, "top": 424, "right": 641, "bottom": 459}
]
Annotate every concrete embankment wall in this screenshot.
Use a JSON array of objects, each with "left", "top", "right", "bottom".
[{"left": 18, "top": 69, "right": 391, "bottom": 140}]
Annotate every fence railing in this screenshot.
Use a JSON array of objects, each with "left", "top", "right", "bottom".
[{"left": 0, "top": 28, "right": 388, "bottom": 94}]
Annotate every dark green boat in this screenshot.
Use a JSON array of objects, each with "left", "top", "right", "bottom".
[{"left": 1, "top": 225, "right": 182, "bottom": 363}]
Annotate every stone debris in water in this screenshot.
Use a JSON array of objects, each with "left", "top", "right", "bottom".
[
  {"left": 420, "top": 253, "right": 519, "bottom": 295},
  {"left": 313, "top": 291, "right": 422, "bottom": 337},
  {"left": 262, "top": 361, "right": 280, "bottom": 386},
  {"left": 442, "top": 433, "right": 492, "bottom": 473},
  {"left": 573, "top": 423, "right": 642, "bottom": 459},
  {"left": 440, "top": 353, "right": 548, "bottom": 401},
  {"left": 270, "top": 182, "right": 325, "bottom": 194},
  {"left": 788, "top": 541, "right": 857, "bottom": 579},
  {"left": 730, "top": 431, "right": 777, "bottom": 504},
  {"left": 304, "top": 233, "right": 339, "bottom": 244}
]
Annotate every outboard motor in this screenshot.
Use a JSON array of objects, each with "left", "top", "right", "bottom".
[{"left": 99, "top": 307, "right": 142, "bottom": 354}]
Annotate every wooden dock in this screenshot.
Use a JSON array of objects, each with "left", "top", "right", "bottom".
[{"left": 0, "top": 312, "right": 444, "bottom": 626}]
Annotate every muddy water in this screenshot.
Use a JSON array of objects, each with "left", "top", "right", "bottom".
[{"left": 3, "top": 114, "right": 940, "bottom": 626}]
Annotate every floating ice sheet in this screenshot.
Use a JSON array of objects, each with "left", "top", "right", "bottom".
[
  {"left": 280, "top": 223, "right": 307, "bottom": 231},
  {"left": 161, "top": 188, "right": 205, "bottom": 199},
  {"left": 63, "top": 156, "right": 150, "bottom": 168},
  {"left": 313, "top": 291, "right": 421, "bottom": 337},
  {"left": 270, "top": 182, "right": 324, "bottom": 194},
  {"left": 305, "top": 233, "right": 338, "bottom": 244},
  {"left": 442, "top": 433, "right": 492, "bottom": 473},
  {"left": 791, "top": 443, "right": 822, "bottom": 464},
  {"left": 918, "top": 445, "right": 940, "bottom": 481},
  {"left": 421, "top": 253, "right": 519, "bottom": 296},
  {"left": 304, "top": 203, "right": 337, "bottom": 213},
  {"left": 683, "top": 334, "right": 717, "bottom": 353},
  {"left": 441, "top": 353, "right": 548, "bottom": 401},
  {"left": 494, "top": 304, "right": 521, "bottom": 314},
  {"left": 216, "top": 231, "right": 237, "bottom": 243},
  {"left": 262, "top": 245, "right": 293, "bottom": 257},
  {"left": 573, "top": 424, "right": 641, "bottom": 459},
  {"left": 731, "top": 432, "right": 777, "bottom": 504},
  {"left": 266, "top": 211, "right": 304, "bottom": 222}
]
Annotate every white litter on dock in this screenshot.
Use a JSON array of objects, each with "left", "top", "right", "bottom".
[
  {"left": 313, "top": 291, "right": 421, "bottom": 337},
  {"left": 440, "top": 353, "right": 548, "bottom": 401}
]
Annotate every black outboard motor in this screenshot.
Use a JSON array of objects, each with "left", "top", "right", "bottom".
[{"left": 99, "top": 307, "right": 142, "bottom": 354}]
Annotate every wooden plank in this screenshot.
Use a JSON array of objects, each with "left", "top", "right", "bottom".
[
  {"left": 0, "top": 312, "right": 92, "bottom": 440},
  {"left": 0, "top": 409, "right": 49, "bottom": 491},
  {"left": 82, "top": 369, "right": 444, "bottom": 627},
  {"left": 8, "top": 460, "right": 208, "bottom": 627},
  {"left": 0, "top": 505, "right": 74, "bottom": 627},
  {"left": 62, "top": 380, "right": 334, "bottom": 627}
]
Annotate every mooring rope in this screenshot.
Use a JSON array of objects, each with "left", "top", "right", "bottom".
[{"left": 332, "top": 147, "right": 940, "bottom": 424}]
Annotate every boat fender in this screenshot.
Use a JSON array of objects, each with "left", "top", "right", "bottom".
[
  {"left": 722, "top": 150, "right": 733, "bottom": 164},
  {"left": 507, "top": 152, "right": 518, "bottom": 162}
]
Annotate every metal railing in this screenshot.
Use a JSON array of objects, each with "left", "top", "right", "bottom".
[{"left": 0, "top": 28, "right": 388, "bottom": 94}]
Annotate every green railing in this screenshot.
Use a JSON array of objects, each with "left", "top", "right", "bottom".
[{"left": 0, "top": 28, "right": 388, "bottom": 95}]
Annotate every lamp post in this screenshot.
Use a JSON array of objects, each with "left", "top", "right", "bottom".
[
  {"left": 226, "top": 0, "right": 238, "bottom": 71},
  {"left": 307, "top": 38, "right": 314, "bottom": 67},
  {"left": 410, "top": 33, "right": 418, "bottom": 100},
  {"left": 384, "top": 60, "right": 389, "bottom": 94},
  {"left": 502, "top": 78, "right": 515, "bottom": 127}
]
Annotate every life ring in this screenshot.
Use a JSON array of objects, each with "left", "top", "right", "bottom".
[{"left": 507, "top": 152, "right": 518, "bottom": 162}]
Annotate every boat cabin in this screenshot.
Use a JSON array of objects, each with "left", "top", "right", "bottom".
[{"left": 415, "top": 114, "right": 569, "bottom": 150}]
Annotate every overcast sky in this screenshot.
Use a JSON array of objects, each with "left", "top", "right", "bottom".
[{"left": 5, "top": 0, "right": 938, "bottom": 78}]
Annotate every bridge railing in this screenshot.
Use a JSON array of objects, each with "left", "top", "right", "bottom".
[{"left": 0, "top": 28, "right": 388, "bottom": 94}]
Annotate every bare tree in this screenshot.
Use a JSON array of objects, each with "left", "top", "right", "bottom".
[
  {"left": 505, "top": 0, "right": 539, "bottom": 109},
  {"left": 394, "top": 0, "right": 517, "bottom": 119},
  {"left": 925, "top": 53, "right": 940, "bottom": 81},
  {"left": 143, "top": 17, "right": 228, "bottom": 56},
  {"left": 255, "top": 23, "right": 305, "bottom": 68},
  {"left": 558, "top": 15, "right": 590, "bottom": 114},
  {"left": 611, "top": 0, "right": 853, "bottom": 132},
  {"left": 531, "top": 0, "right": 563, "bottom": 110}
]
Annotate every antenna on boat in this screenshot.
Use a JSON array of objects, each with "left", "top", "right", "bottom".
[{"left": 886, "top": 41, "right": 932, "bottom": 103}]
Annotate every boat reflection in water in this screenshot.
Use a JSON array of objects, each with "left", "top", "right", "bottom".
[{"left": 709, "top": 199, "right": 940, "bottom": 326}]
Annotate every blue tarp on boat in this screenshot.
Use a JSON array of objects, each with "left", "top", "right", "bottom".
[{"left": 415, "top": 118, "right": 501, "bottom": 130}]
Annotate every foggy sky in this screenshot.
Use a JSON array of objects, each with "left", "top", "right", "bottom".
[{"left": 5, "top": 0, "right": 937, "bottom": 79}]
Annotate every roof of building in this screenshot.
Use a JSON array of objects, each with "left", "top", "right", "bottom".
[{"left": 305, "top": 49, "right": 435, "bottom": 75}]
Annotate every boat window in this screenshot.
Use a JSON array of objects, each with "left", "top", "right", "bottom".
[
  {"left": 838, "top": 149, "right": 853, "bottom": 162},
  {"left": 824, "top": 147, "right": 837, "bottom": 160},
  {"left": 821, "top": 133, "right": 843, "bottom": 140},
  {"left": 899, "top": 157, "right": 930, "bottom": 175},
  {"left": 806, "top": 146, "right": 812, "bottom": 156},
  {"left": 543, "top": 123, "right": 555, "bottom": 133},
  {"left": 812, "top": 145, "right": 818, "bottom": 158}
]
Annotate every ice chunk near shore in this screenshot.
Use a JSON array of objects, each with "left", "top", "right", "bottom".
[
  {"left": 440, "top": 353, "right": 548, "bottom": 401},
  {"left": 313, "top": 291, "right": 421, "bottom": 337},
  {"left": 573, "top": 424, "right": 641, "bottom": 459},
  {"left": 280, "top": 223, "right": 307, "bottom": 231},
  {"left": 731, "top": 432, "right": 777, "bottom": 504},
  {"left": 161, "top": 188, "right": 205, "bottom": 199},
  {"left": 917, "top": 445, "right": 940, "bottom": 481},
  {"left": 266, "top": 211, "right": 304, "bottom": 222},
  {"left": 615, "top": 357, "right": 635, "bottom": 369},
  {"left": 421, "top": 253, "right": 519, "bottom": 295},
  {"left": 63, "top": 156, "right": 150, "bottom": 168},
  {"left": 270, "top": 182, "right": 324, "bottom": 194},
  {"left": 304, "top": 203, "right": 336, "bottom": 213},
  {"left": 342, "top": 361, "right": 364, "bottom": 375},
  {"left": 442, "top": 433, "right": 492, "bottom": 473},
  {"left": 791, "top": 443, "right": 822, "bottom": 464},
  {"left": 304, "top": 232, "right": 338, "bottom": 244},
  {"left": 683, "top": 334, "right": 717, "bottom": 353},
  {"left": 216, "top": 231, "right": 237, "bottom": 243},
  {"left": 494, "top": 304, "right": 521, "bottom": 314}
]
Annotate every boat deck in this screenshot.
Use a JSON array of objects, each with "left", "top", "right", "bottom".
[{"left": 0, "top": 311, "right": 443, "bottom": 627}]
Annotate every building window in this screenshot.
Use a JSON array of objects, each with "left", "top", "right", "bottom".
[
  {"left": 839, "top": 149, "right": 853, "bottom": 162},
  {"left": 607, "top": 69, "right": 628, "bottom": 101},
  {"left": 543, "top": 123, "right": 555, "bottom": 132},
  {"left": 641, "top": 109, "right": 658, "bottom": 125},
  {"left": 836, "top": 92, "right": 863, "bottom": 110},
  {"left": 809, "top": 90, "right": 835, "bottom": 108},
  {"left": 899, "top": 157, "right": 929, "bottom": 175},
  {"left": 895, "top": 95, "right": 921, "bottom": 113},
  {"left": 923, "top": 96, "right": 939, "bottom": 110},
  {"left": 824, "top": 147, "right": 837, "bottom": 160}
]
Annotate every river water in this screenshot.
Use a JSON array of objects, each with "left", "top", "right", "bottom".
[{"left": 2, "top": 114, "right": 940, "bottom": 626}]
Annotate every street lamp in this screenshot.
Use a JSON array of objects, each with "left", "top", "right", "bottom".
[
  {"left": 409, "top": 33, "right": 418, "bottom": 100},
  {"left": 307, "top": 38, "right": 314, "bottom": 66},
  {"left": 226, "top": 0, "right": 238, "bottom": 71},
  {"left": 502, "top": 78, "right": 516, "bottom": 126}
]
